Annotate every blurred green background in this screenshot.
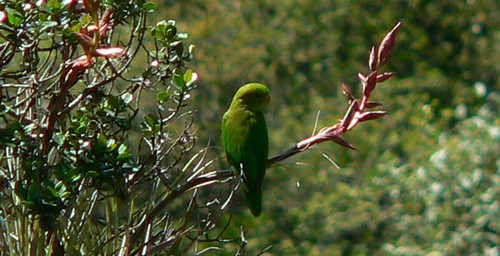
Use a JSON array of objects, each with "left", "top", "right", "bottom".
[{"left": 155, "top": 0, "right": 498, "bottom": 255}]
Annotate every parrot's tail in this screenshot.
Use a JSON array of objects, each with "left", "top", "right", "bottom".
[{"left": 245, "top": 187, "right": 262, "bottom": 217}]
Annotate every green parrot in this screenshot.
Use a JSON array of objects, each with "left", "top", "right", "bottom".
[{"left": 221, "top": 83, "right": 270, "bottom": 217}]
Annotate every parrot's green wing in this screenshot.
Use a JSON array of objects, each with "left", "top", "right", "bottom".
[
  {"left": 222, "top": 109, "right": 268, "bottom": 216},
  {"left": 221, "top": 83, "right": 270, "bottom": 217}
]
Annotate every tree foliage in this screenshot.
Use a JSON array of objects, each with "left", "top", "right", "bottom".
[
  {"left": 1, "top": 0, "right": 498, "bottom": 255},
  {"left": 0, "top": 0, "right": 230, "bottom": 254}
]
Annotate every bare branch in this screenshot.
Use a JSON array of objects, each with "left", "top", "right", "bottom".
[{"left": 129, "top": 170, "right": 234, "bottom": 245}]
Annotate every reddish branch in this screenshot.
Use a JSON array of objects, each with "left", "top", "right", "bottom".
[
  {"left": 268, "top": 21, "right": 401, "bottom": 166},
  {"left": 42, "top": 9, "right": 123, "bottom": 154}
]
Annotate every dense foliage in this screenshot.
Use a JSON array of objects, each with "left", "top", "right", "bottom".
[
  {"left": 0, "top": 0, "right": 227, "bottom": 254},
  {"left": 1, "top": 0, "right": 498, "bottom": 255}
]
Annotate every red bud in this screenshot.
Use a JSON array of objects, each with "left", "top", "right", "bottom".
[
  {"left": 358, "top": 111, "right": 386, "bottom": 122},
  {"left": 378, "top": 21, "right": 402, "bottom": 66}
]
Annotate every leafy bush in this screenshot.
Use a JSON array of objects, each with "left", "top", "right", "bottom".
[
  {"left": 0, "top": 0, "right": 223, "bottom": 254},
  {"left": 3, "top": 0, "right": 495, "bottom": 255}
]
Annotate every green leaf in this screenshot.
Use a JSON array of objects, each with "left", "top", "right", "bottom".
[
  {"left": 144, "top": 113, "right": 158, "bottom": 131},
  {"left": 47, "top": 0, "right": 62, "bottom": 9},
  {"left": 117, "top": 153, "right": 132, "bottom": 162},
  {"left": 7, "top": 10, "right": 23, "bottom": 26},
  {"left": 165, "top": 25, "right": 177, "bottom": 39},
  {"left": 118, "top": 144, "right": 127, "bottom": 155},
  {"left": 41, "top": 199, "right": 58, "bottom": 207},
  {"left": 44, "top": 184, "right": 59, "bottom": 199},
  {"left": 22, "top": 200, "right": 35, "bottom": 206},
  {"left": 28, "top": 183, "right": 40, "bottom": 200},
  {"left": 86, "top": 170, "right": 99, "bottom": 178},
  {"left": 142, "top": 2, "right": 156, "bottom": 11},
  {"left": 156, "top": 20, "right": 167, "bottom": 32},
  {"left": 106, "top": 138, "right": 117, "bottom": 152},
  {"left": 53, "top": 132, "right": 64, "bottom": 145},
  {"left": 80, "top": 14, "right": 93, "bottom": 27},
  {"left": 157, "top": 91, "right": 170, "bottom": 103},
  {"left": 54, "top": 180, "right": 65, "bottom": 191},
  {"left": 76, "top": 124, "right": 86, "bottom": 135},
  {"left": 172, "top": 73, "right": 186, "bottom": 90},
  {"left": 97, "top": 134, "right": 108, "bottom": 150},
  {"left": 184, "top": 69, "right": 198, "bottom": 87},
  {"left": 71, "top": 174, "right": 82, "bottom": 183},
  {"left": 151, "top": 28, "right": 161, "bottom": 38},
  {"left": 60, "top": 192, "right": 72, "bottom": 199},
  {"left": 105, "top": 95, "right": 119, "bottom": 109},
  {"left": 41, "top": 21, "right": 58, "bottom": 32},
  {"left": 183, "top": 69, "right": 193, "bottom": 83}
]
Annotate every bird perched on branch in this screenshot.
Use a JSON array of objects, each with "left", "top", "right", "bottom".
[{"left": 221, "top": 83, "right": 270, "bottom": 217}]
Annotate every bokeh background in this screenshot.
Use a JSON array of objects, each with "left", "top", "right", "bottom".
[{"left": 155, "top": 1, "right": 497, "bottom": 255}]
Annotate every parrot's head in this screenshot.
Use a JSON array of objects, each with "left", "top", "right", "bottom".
[{"left": 231, "top": 83, "right": 270, "bottom": 112}]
